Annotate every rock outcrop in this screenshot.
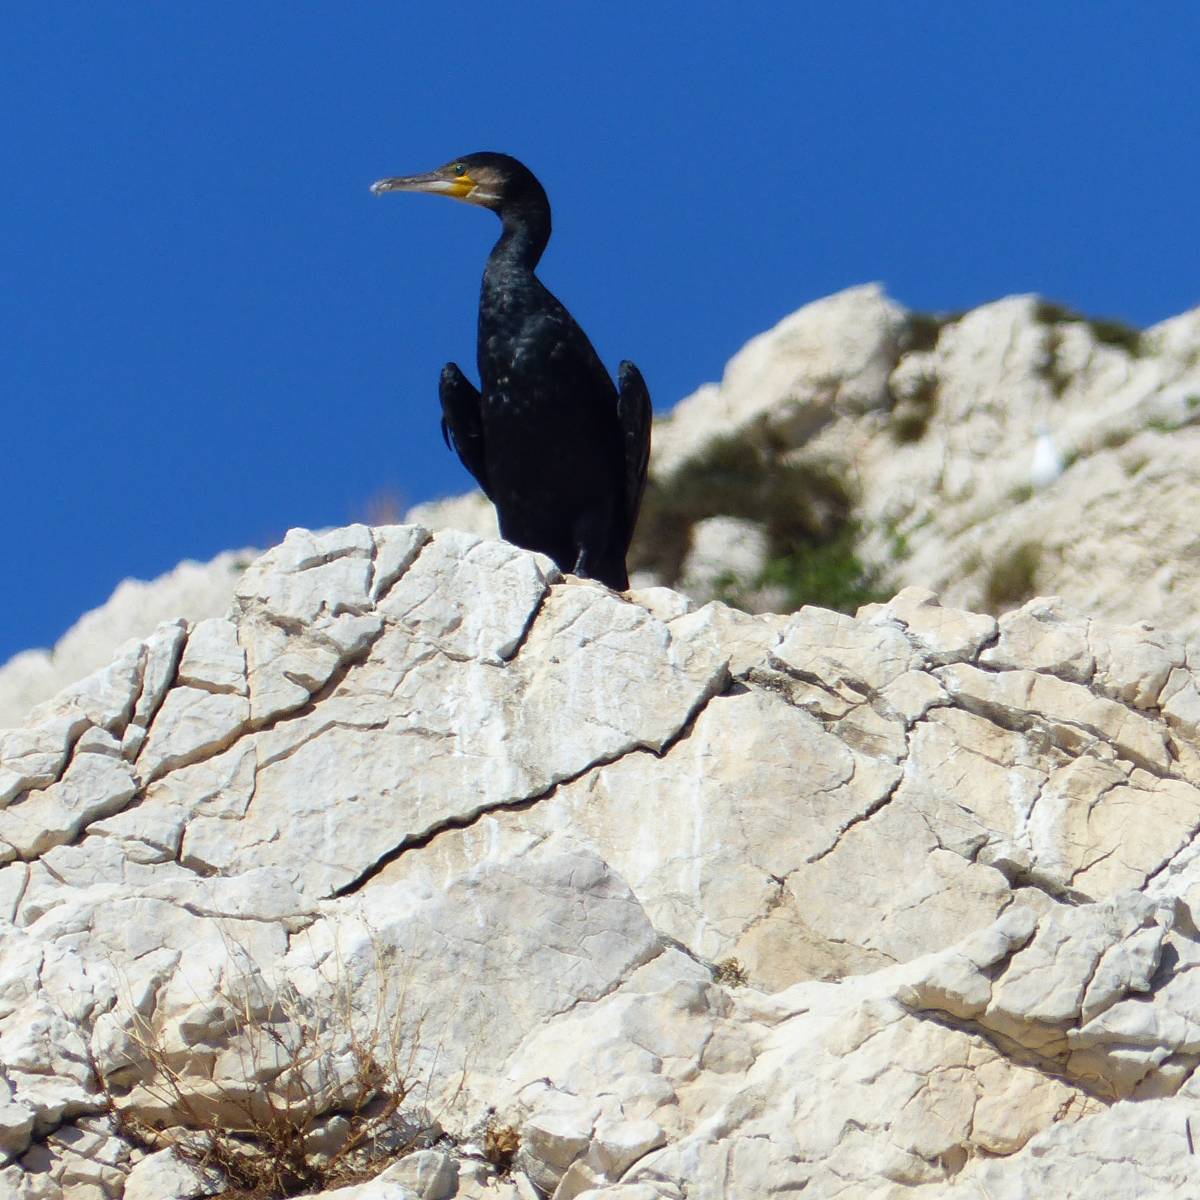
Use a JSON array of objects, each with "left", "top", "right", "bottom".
[
  {"left": 4, "top": 523, "right": 1200, "bottom": 1198},
  {"left": 0, "top": 552, "right": 256, "bottom": 730}
]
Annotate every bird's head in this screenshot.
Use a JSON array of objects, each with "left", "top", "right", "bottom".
[{"left": 370, "top": 152, "right": 546, "bottom": 214}]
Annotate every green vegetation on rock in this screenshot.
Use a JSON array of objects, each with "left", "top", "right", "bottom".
[
  {"left": 629, "top": 434, "right": 887, "bottom": 615},
  {"left": 891, "top": 373, "right": 939, "bottom": 443},
  {"left": 1033, "top": 300, "right": 1144, "bottom": 352},
  {"left": 900, "top": 310, "right": 965, "bottom": 355},
  {"left": 1034, "top": 301, "right": 1145, "bottom": 398},
  {"left": 984, "top": 542, "right": 1042, "bottom": 613},
  {"left": 758, "top": 523, "right": 889, "bottom": 614}
]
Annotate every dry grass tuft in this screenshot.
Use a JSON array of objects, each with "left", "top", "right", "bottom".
[
  {"left": 714, "top": 958, "right": 749, "bottom": 987},
  {"left": 93, "top": 935, "right": 460, "bottom": 1199},
  {"left": 483, "top": 1120, "right": 520, "bottom": 1174}
]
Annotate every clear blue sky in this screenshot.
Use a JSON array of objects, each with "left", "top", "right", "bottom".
[{"left": 4, "top": 4, "right": 1198, "bottom": 663}]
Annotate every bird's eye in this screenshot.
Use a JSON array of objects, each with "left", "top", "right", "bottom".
[{"left": 452, "top": 163, "right": 466, "bottom": 176}]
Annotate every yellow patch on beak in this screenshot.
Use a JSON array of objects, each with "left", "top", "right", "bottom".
[{"left": 448, "top": 173, "right": 477, "bottom": 197}]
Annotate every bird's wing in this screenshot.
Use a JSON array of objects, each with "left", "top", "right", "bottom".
[
  {"left": 616, "top": 360, "right": 652, "bottom": 536},
  {"left": 439, "top": 362, "right": 492, "bottom": 499}
]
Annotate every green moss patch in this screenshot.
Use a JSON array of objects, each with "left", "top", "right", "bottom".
[
  {"left": 628, "top": 433, "right": 886, "bottom": 615},
  {"left": 983, "top": 542, "right": 1042, "bottom": 613}
]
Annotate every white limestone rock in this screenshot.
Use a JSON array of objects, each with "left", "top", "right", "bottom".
[
  {"left": 370, "top": 524, "right": 432, "bottom": 603},
  {"left": 900, "top": 894, "right": 1179, "bottom": 1099},
  {"left": 519, "top": 1093, "right": 599, "bottom": 1194},
  {"left": 9, "top": 1117, "right": 132, "bottom": 1199},
  {"left": 0, "top": 753, "right": 136, "bottom": 859},
  {"left": 377, "top": 529, "right": 557, "bottom": 662},
  {"left": 296, "top": 1153, "right": 447, "bottom": 1199},
  {"left": 0, "top": 1075, "right": 35, "bottom": 1162},
  {"left": 175, "top": 618, "right": 247, "bottom": 696},
  {"left": 0, "top": 714, "right": 92, "bottom": 809},
  {"left": 584, "top": 1117, "right": 666, "bottom": 1181},
  {"left": 122, "top": 1148, "right": 211, "bottom": 1200},
  {"left": 677, "top": 516, "right": 769, "bottom": 601},
  {"left": 176, "top": 574, "right": 725, "bottom": 899},
  {"left": 232, "top": 525, "right": 388, "bottom": 724},
  {"left": 860, "top": 585, "right": 997, "bottom": 667},
  {"left": 652, "top": 284, "right": 907, "bottom": 474},
  {"left": 0, "top": 929, "right": 111, "bottom": 1152},
  {"left": 377, "top": 1150, "right": 458, "bottom": 1200},
  {"left": 854, "top": 298, "right": 1200, "bottom": 638},
  {"left": 235, "top": 524, "right": 376, "bottom": 623},
  {"left": 23, "top": 639, "right": 145, "bottom": 739},
  {"left": 135, "top": 687, "right": 252, "bottom": 783},
  {"left": 937, "top": 660, "right": 1172, "bottom": 774},
  {"left": 0, "top": 551, "right": 252, "bottom": 730},
  {"left": 3, "top": 528, "right": 1200, "bottom": 1196},
  {"left": 938, "top": 1097, "right": 1200, "bottom": 1198},
  {"left": 130, "top": 620, "right": 188, "bottom": 731}
]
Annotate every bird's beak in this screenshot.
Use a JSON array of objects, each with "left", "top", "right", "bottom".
[{"left": 370, "top": 171, "right": 476, "bottom": 200}]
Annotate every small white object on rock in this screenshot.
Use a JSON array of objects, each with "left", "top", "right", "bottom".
[{"left": 1030, "top": 423, "right": 1065, "bottom": 489}]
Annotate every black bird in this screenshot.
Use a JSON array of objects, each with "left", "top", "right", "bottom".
[{"left": 371, "top": 152, "right": 651, "bottom": 591}]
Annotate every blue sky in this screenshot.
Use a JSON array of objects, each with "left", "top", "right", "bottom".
[{"left": 4, "top": 4, "right": 1199, "bottom": 663}]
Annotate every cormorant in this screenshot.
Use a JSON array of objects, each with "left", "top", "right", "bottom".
[{"left": 371, "top": 152, "right": 651, "bottom": 591}]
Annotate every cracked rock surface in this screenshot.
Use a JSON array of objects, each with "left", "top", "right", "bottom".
[
  {"left": 4, "top": 527, "right": 1200, "bottom": 1197},
  {"left": 0, "top": 551, "right": 255, "bottom": 731}
]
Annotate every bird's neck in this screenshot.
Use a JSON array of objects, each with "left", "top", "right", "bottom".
[{"left": 489, "top": 198, "right": 551, "bottom": 272}]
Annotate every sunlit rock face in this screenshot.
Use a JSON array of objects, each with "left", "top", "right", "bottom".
[
  {"left": 0, "top": 551, "right": 257, "bottom": 730},
  {"left": 3, "top": 525, "right": 1200, "bottom": 1198}
]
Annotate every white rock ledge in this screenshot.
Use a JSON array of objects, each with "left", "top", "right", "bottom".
[{"left": 2, "top": 526, "right": 1200, "bottom": 1198}]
